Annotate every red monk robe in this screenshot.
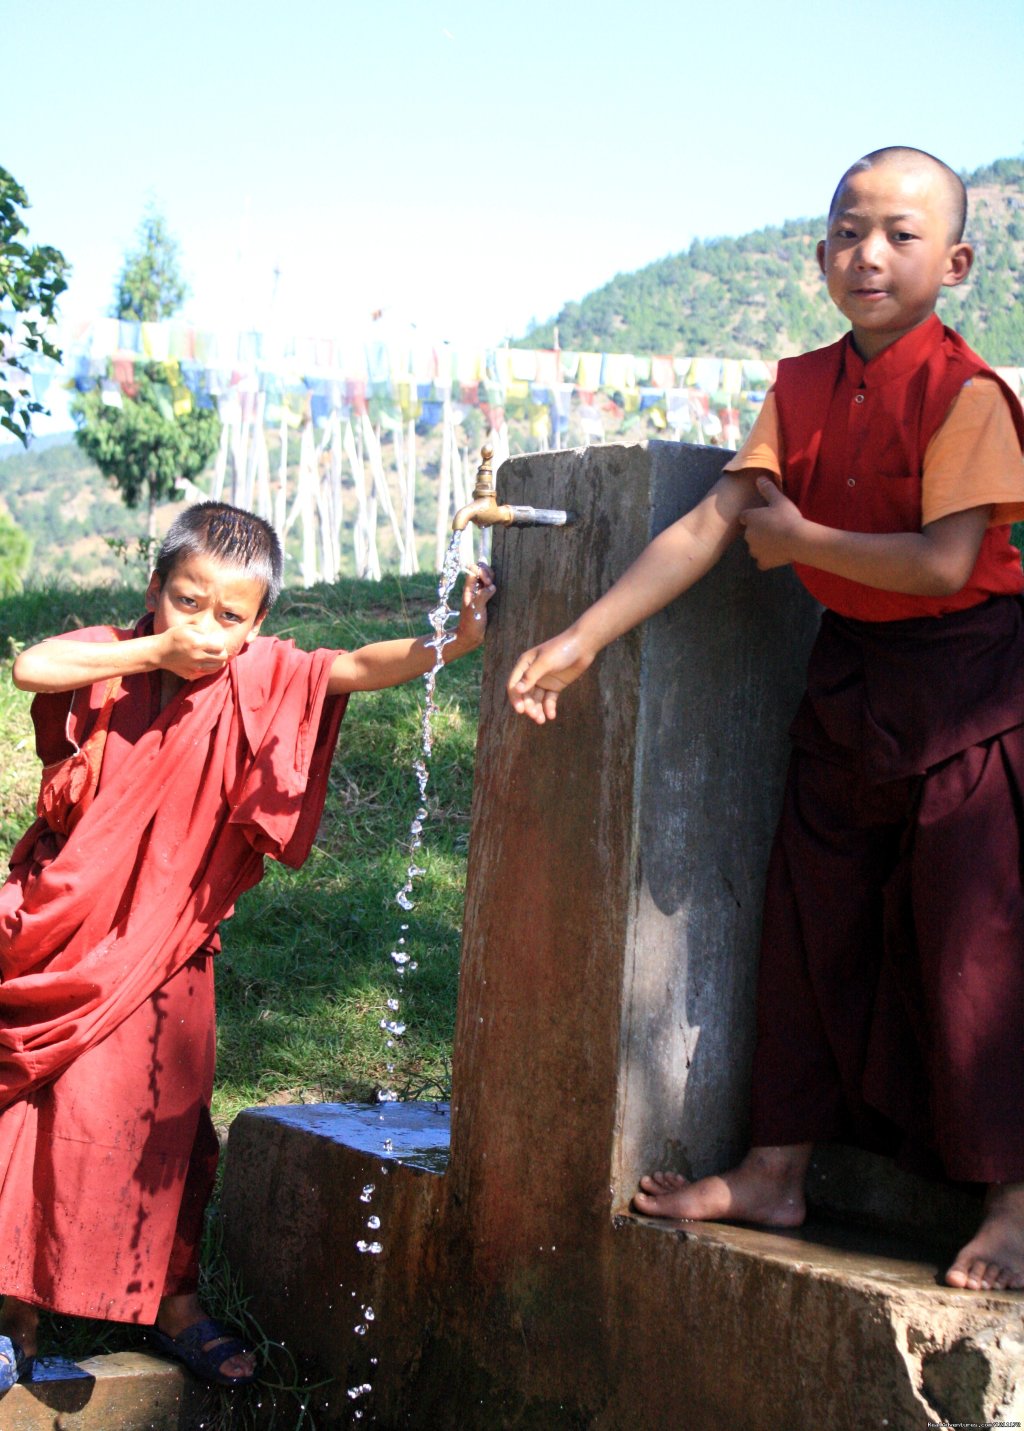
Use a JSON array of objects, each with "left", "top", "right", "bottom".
[{"left": 0, "top": 619, "right": 346, "bottom": 1323}]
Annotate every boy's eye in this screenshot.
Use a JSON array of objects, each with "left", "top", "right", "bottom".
[
  {"left": 893, "top": 231, "right": 917, "bottom": 243},
  {"left": 222, "top": 611, "right": 243, "bottom": 624}
]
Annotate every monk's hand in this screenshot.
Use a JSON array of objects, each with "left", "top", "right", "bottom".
[
  {"left": 159, "top": 625, "right": 233, "bottom": 680},
  {"left": 738, "top": 477, "right": 805, "bottom": 570},
  {"left": 451, "top": 562, "right": 496, "bottom": 654},
  {"left": 507, "top": 627, "right": 594, "bottom": 725}
]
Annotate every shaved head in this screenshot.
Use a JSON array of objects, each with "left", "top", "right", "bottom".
[{"left": 829, "top": 147, "right": 967, "bottom": 243}]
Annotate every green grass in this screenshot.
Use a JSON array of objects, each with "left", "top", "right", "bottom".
[{"left": 0, "top": 573, "right": 480, "bottom": 1127}]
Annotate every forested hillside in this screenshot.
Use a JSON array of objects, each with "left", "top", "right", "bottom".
[
  {"left": 0, "top": 439, "right": 151, "bottom": 585},
  {"left": 519, "top": 158, "right": 1024, "bottom": 362}
]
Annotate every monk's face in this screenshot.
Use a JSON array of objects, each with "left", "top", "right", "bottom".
[
  {"left": 816, "top": 160, "right": 972, "bottom": 359},
  {"left": 146, "top": 552, "right": 266, "bottom": 660}
]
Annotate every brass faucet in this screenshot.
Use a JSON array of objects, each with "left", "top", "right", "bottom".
[
  {"left": 452, "top": 447, "right": 573, "bottom": 533},
  {"left": 452, "top": 447, "right": 514, "bottom": 531}
]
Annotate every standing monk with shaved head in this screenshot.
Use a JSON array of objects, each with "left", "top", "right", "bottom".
[{"left": 509, "top": 146, "right": 1024, "bottom": 1291}]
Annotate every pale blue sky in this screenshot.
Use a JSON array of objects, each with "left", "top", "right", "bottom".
[{"left": 7, "top": 0, "right": 1024, "bottom": 345}]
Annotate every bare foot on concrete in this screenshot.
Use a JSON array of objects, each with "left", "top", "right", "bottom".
[
  {"left": 945, "top": 1182, "right": 1024, "bottom": 1291},
  {"left": 632, "top": 1144, "right": 813, "bottom": 1228}
]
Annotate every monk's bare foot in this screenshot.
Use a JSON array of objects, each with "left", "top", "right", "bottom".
[
  {"left": 0, "top": 1296, "right": 39, "bottom": 1361},
  {"left": 157, "top": 1292, "right": 256, "bottom": 1382},
  {"left": 632, "top": 1144, "right": 813, "bottom": 1228},
  {"left": 945, "top": 1182, "right": 1024, "bottom": 1291}
]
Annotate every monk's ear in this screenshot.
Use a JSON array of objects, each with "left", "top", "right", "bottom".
[
  {"left": 816, "top": 239, "right": 827, "bottom": 276},
  {"left": 145, "top": 572, "right": 162, "bottom": 612},
  {"left": 943, "top": 242, "right": 973, "bottom": 289}
]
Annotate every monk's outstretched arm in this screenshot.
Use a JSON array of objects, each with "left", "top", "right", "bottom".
[
  {"left": 327, "top": 563, "right": 495, "bottom": 694},
  {"left": 508, "top": 471, "right": 763, "bottom": 724}
]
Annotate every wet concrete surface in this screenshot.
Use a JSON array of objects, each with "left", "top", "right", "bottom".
[{"left": 245, "top": 1099, "right": 452, "bottom": 1172}]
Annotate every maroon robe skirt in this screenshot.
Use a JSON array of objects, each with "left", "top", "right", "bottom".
[{"left": 750, "top": 595, "right": 1024, "bottom": 1183}]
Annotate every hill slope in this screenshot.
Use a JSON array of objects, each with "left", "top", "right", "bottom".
[{"left": 519, "top": 157, "right": 1024, "bottom": 363}]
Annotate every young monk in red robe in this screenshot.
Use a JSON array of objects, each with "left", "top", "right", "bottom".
[
  {"left": 508, "top": 147, "right": 1024, "bottom": 1292},
  {"left": 0, "top": 501, "right": 494, "bottom": 1389}
]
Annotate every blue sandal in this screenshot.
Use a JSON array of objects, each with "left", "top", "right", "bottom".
[
  {"left": 151, "top": 1317, "right": 256, "bottom": 1387},
  {"left": 0, "top": 1334, "right": 34, "bottom": 1392}
]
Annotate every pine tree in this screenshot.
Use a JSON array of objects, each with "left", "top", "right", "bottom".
[{"left": 73, "top": 213, "right": 219, "bottom": 536}]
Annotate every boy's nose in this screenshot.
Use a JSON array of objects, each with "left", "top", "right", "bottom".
[{"left": 854, "top": 233, "right": 885, "bottom": 267}]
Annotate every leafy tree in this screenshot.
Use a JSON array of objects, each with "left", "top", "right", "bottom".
[
  {"left": 72, "top": 370, "right": 220, "bottom": 536},
  {"left": 112, "top": 211, "right": 188, "bottom": 322},
  {"left": 0, "top": 511, "right": 31, "bottom": 596},
  {"left": 0, "top": 166, "right": 69, "bottom": 443},
  {"left": 73, "top": 214, "right": 219, "bottom": 534}
]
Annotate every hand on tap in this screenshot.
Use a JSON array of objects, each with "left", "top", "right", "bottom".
[{"left": 450, "top": 562, "right": 497, "bottom": 655}]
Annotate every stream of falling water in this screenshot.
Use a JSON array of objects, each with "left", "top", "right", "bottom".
[{"left": 346, "top": 531, "right": 467, "bottom": 1421}]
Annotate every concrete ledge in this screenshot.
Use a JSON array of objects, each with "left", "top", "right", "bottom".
[
  {"left": 221, "top": 1103, "right": 448, "bottom": 1425},
  {"left": 3, "top": 1350, "right": 208, "bottom": 1431},
  {"left": 222, "top": 1104, "right": 1024, "bottom": 1430}
]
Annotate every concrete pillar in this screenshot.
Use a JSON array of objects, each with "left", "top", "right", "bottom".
[{"left": 448, "top": 440, "right": 818, "bottom": 1249}]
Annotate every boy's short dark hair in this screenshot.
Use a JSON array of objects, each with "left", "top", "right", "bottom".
[
  {"left": 829, "top": 145, "right": 968, "bottom": 244},
  {"left": 155, "top": 502, "right": 283, "bottom": 612}
]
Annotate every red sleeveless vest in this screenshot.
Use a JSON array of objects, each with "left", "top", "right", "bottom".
[{"left": 773, "top": 315, "right": 1024, "bottom": 620}]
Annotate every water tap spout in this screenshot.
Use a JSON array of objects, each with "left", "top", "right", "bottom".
[
  {"left": 452, "top": 447, "right": 514, "bottom": 531},
  {"left": 452, "top": 447, "right": 573, "bottom": 532}
]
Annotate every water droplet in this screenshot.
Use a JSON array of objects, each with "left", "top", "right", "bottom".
[
  {"left": 367, "top": 1215, "right": 380, "bottom": 1229},
  {"left": 360, "top": 1185, "right": 375, "bottom": 1202},
  {"left": 390, "top": 951, "right": 410, "bottom": 966},
  {"left": 363, "top": 1306, "right": 376, "bottom": 1321},
  {"left": 379, "top": 1020, "right": 406, "bottom": 1037},
  {"left": 382, "top": 1139, "right": 394, "bottom": 1153},
  {"left": 356, "top": 1240, "right": 383, "bottom": 1255},
  {"left": 396, "top": 892, "right": 414, "bottom": 911},
  {"left": 387, "top": 998, "right": 400, "bottom": 1011},
  {"left": 354, "top": 1323, "right": 368, "bottom": 1336},
  {"left": 376, "top": 1088, "right": 398, "bottom": 1103},
  {"left": 409, "top": 962, "right": 418, "bottom": 971}
]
